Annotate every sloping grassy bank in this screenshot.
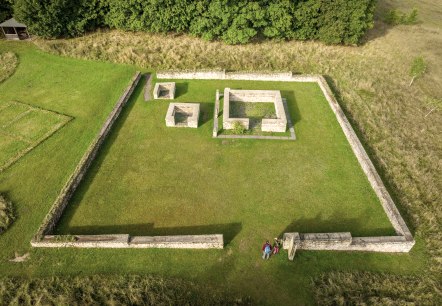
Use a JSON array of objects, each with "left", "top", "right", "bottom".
[{"left": 0, "top": 275, "right": 250, "bottom": 305}]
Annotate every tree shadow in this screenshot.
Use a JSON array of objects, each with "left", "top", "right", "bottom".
[
  {"left": 67, "top": 222, "right": 242, "bottom": 246},
  {"left": 323, "top": 75, "right": 416, "bottom": 235}
]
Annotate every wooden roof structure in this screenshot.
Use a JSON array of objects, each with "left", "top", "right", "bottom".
[{"left": 0, "top": 18, "right": 29, "bottom": 40}]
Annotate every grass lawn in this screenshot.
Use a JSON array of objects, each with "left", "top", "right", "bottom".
[
  {"left": 0, "top": 101, "right": 71, "bottom": 171},
  {"left": 0, "top": 42, "right": 428, "bottom": 305},
  {"left": 57, "top": 78, "right": 396, "bottom": 239}
]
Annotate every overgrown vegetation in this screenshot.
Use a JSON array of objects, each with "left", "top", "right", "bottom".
[
  {"left": 384, "top": 8, "right": 419, "bottom": 25},
  {"left": 0, "top": 275, "right": 250, "bottom": 305},
  {"left": 0, "top": 193, "right": 15, "bottom": 234},
  {"left": 0, "top": 0, "right": 13, "bottom": 23},
  {"left": 14, "top": 0, "right": 376, "bottom": 45},
  {"left": 314, "top": 271, "right": 436, "bottom": 305},
  {"left": 0, "top": 52, "right": 18, "bottom": 84},
  {"left": 232, "top": 121, "right": 246, "bottom": 135},
  {"left": 409, "top": 56, "right": 427, "bottom": 86}
]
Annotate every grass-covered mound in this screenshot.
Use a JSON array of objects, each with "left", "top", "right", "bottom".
[
  {"left": 0, "top": 275, "right": 250, "bottom": 305},
  {"left": 0, "top": 194, "right": 14, "bottom": 234},
  {"left": 0, "top": 52, "right": 18, "bottom": 84}
]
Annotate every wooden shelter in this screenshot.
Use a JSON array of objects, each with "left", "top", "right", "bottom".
[{"left": 0, "top": 18, "right": 29, "bottom": 40}]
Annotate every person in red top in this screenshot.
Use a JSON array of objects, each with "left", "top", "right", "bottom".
[{"left": 262, "top": 240, "right": 272, "bottom": 260}]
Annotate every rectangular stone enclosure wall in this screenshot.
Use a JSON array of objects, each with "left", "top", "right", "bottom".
[{"left": 223, "top": 88, "right": 287, "bottom": 132}]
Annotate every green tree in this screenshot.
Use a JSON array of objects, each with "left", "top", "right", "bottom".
[{"left": 0, "top": 0, "right": 13, "bottom": 23}]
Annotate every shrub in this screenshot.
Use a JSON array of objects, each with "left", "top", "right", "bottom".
[
  {"left": 384, "top": 8, "right": 419, "bottom": 25},
  {"left": 232, "top": 121, "right": 246, "bottom": 134},
  {"left": 0, "top": 194, "right": 15, "bottom": 234},
  {"left": 409, "top": 56, "right": 427, "bottom": 86}
]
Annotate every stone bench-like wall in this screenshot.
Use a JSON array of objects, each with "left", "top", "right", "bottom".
[{"left": 31, "top": 234, "right": 223, "bottom": 249}]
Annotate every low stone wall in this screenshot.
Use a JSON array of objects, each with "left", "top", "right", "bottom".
[
  {"left": 282, "top": 232, "right": 414, "bottom": 253},
  {"left": 31, "top": 234, "right": 223, "bottom": 249},
  {"left": 223, "top": 88, "right": 287, "bottom": 132},
  {"left": 156, "top": 70, "right": 293, "bottom": 81},
  {"left": 158, "top": 69, "right": 414, "bottom": 253},
  {"left": 157, "top": 70, "right": 225, "bottom": 80},
  {"left": 32, "top": 72, "right": 142, "bottom": 241}
]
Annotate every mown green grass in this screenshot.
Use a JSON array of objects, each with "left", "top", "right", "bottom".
[
  {"left": 57, "top": 79, "right": 395, "bottom": 238},
  {"left": 0, "top": 42, "right": 428, "bottom": 305},
  {"left": 0, "top": 101, "right": 71, "bottom": 169}
]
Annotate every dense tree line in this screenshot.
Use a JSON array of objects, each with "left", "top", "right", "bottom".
[
  {"left": 13, "top": 0, "right": 376, "bottom": 45},
  {"left": 0, "top": 0, "right": 13, "bottom": 22}
]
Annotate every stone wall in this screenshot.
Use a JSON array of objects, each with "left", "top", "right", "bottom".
[
  {"left": 31, "top": 234, "right": 224, "bottom": 249},
  {"left": 32, "top": 72, "right": 142, "bottom": 241},
  {"left": 156, "top": 70, "right": 293, "bottom": 81},
  {"left": 282, "top": 232, "right": 414, "bottom": 253},
  {"left": 157, "top": 70, "right": 225, "bottom": 80},
  {"left": 223, "top": 88, "right": 287, "bottom": 132},
  {"left": 161, "top": 69, "right": 414, "bottom": 253}
]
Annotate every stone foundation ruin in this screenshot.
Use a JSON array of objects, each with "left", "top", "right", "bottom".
[
  {"left": 223, "top": 88, "right": 287, "bottom": 132},
  {"left": 165, "top": 103, "right": 200, "bottom": 128},
  {"left": 153, "top": 82, "right": 176, "bottom": 99}
]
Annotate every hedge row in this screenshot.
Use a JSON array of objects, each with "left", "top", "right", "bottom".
[{"left": 14, "top": 0, "right": 376, "bottom": 45}]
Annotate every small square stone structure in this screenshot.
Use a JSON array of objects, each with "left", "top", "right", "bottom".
[
  {"left": 223, "top": 88, "right": 287, "bottom": 132},
  {"left": 154, "top": 82, "right": 176, "bottom": 99},
  {"left": 165, "top": 103, "right": 200, "bottom": 128}
]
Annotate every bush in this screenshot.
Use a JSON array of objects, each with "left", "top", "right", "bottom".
[
  {"left": 232, "top": 121, "right": 246, "bottom": 134},
  {"left": 384, "top": 8, "right": 419, "bottom": 25},
  {"left": 14, "top": 0, "right": 376, "bottom": 45},
  {"left": 0, "top": 194, "right": 15, "bottom": 234}
]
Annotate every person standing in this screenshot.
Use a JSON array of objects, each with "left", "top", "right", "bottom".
[
  {"left": 273, "top": 238, "right": 280, "bottom": 255},
  {"left": 262, "top": 240, "right": 272, "bottom": 260}
]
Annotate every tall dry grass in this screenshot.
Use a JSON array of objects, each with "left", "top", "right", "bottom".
[
  {"left": 0, "top": 52, "right": 18, "bottom": 84},
  {"left": 33, "top": 1, "right": 442, "bottom": 302},
  {"left": 0, "top": 275, "right": 250, "bottom": 305}
]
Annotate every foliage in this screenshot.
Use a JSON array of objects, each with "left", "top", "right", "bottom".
[
  {"left": 232, "top": 121, "right": 246, "bottom": 134},
  {"left": 0, "top": 193, "right": 15, "bottom": 233},
  {"left": 0, "top": 0, "right": 13, "bottom": 23},
  {"left": 14, "top": 0, "right": 376, "bottom": 44},
  {"left": 14, "top": 0, "right": 107, "bottom": 38},
  {"left": 409, "top": 56, "right": 427, "bottom": 86},
  {"left": 0, "top": 52, "right": 18, "bottom": 84},
  {"left": 384, "top": 8, "right": 419, "bottom": 25},
  {"left": 0, "top": 275, "right": 251, "bottom": 305}
]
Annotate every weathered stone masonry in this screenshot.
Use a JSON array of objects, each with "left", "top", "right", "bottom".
[{"left": 157, "top": 70, "right": 415, "bottom": 254}]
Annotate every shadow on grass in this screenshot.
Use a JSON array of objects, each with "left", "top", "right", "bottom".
[
  {"left": 198, "top": 101, "right": 214, "bottom": 127},
  {"left": 281, "top": 90, "right": 301, "bottom": 125},
  {"left": 278, "top": 210, "right": 396, "bottom": 238},
  {"left": 175, "top": 82, "right": 188, "bottom": 98},
  {"left": 55, "top": 79, "right": 143, "bottom": 232},
  {"left": 323, "top": 75, "right": 415, "bottom": 235},
  {"left": 68, "top": 222, "right": 242, "bottom": 246}
]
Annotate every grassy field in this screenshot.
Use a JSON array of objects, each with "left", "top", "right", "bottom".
[
  {"left": 32, "top": 0, "right": 441, "bottom": 302},
  {"left": 56, "top": 78, "right": 394, "bottom": 241},
  {"left": 0, "top": 101, "right": 71, "bottom": 171},
  {"left": 0, "top": 52, "right": 18, "bottom": 84},
  {"left": 0, "top": 0, "right": 440, "bottom": 304},
  {"left": 0, "top": 42, "right": 428, "bottom": 305}
]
